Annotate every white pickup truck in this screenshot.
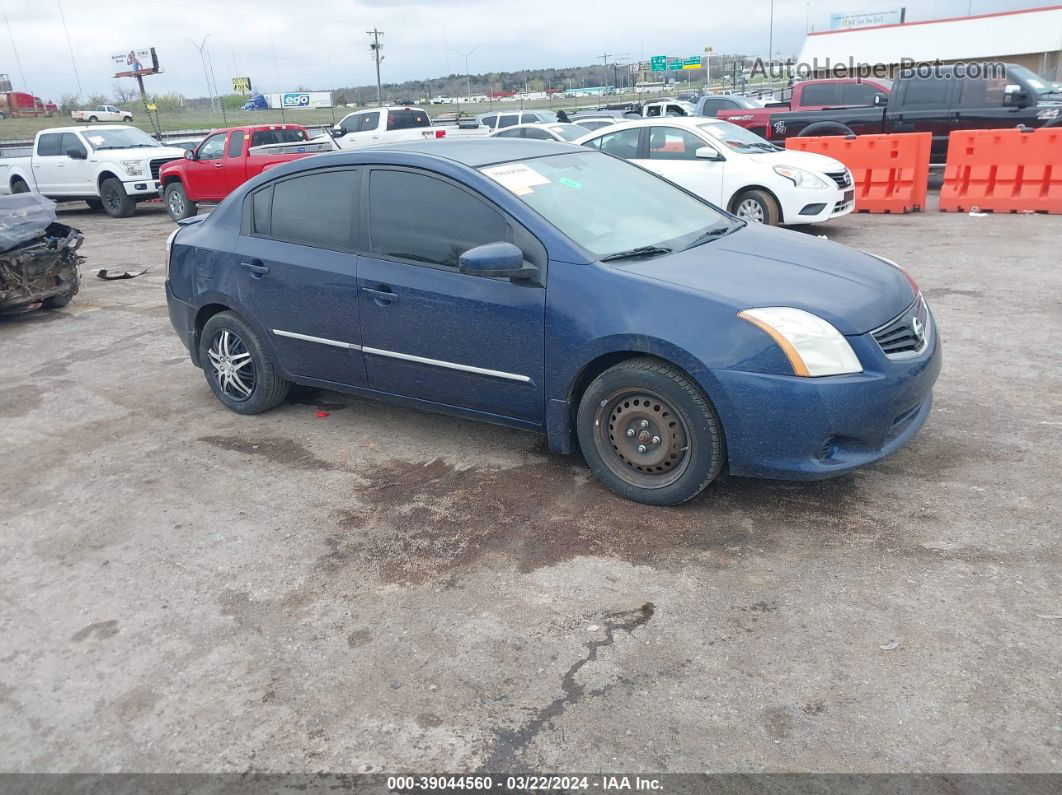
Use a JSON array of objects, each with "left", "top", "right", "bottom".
[
  {"left": 330, "top": 105, "right": 487, "bottom": 149},
  {"left": 71, "top": 105, "right": 134, "bottom": 123},
  {"left": 0, "top": 126, "right": 188, "bottom": 217}
]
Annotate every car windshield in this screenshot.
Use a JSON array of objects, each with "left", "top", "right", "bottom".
[
  {"left": 697, "top": 121, "right": 780, "bottom": 152},
  {"left": 1009, "top": 65, "right": 1059, "bottom": 96},
  {"left": 548, "top": 124, "right": 587, "bottom": 142},
  {"left": 480, "top": 151, "right": 731, "bottom": 259},
  {"left": 82, "top": 127, "right": 161, "bottom": 151}
]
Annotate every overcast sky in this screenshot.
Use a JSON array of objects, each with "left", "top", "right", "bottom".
[{"left": 2, "top": 0, "right": 1057, "bottom": 100}]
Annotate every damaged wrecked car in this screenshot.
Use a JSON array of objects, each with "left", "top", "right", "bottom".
[{"left": 0, "top": 194, "right": 83, "bottom": 313}]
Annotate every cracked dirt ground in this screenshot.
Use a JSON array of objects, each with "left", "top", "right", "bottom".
[{"left": 1, "top": 202, "right": 1060, "bottom": 773}]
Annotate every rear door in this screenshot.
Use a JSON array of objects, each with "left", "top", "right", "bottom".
[
  {"left": 32, "top": 133, "right": 66, "bottom": 194},
  {"left": 235, "top": 167, "right": 369, "bottom": 387},
  {"left": 356, "top": 167, "right": 546, "bottom": 422}
]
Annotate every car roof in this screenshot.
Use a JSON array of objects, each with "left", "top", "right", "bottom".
[
  {"left": 321, "top": 138, "right": 577, "bottom": 167},
  {"left": 38, "top": 125, "right": 136, "bottom": 134}
]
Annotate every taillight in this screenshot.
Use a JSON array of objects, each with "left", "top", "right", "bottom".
[
  {"left": 435, "top": 129, "right": 446, "bottom": 139},
  {"left": 165, "top": 228, "right": 179, "bottom": 277}
]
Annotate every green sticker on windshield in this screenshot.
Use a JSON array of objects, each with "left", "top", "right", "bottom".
[{"left": 558, "top": 177, "right": 581, "bottom": 190}]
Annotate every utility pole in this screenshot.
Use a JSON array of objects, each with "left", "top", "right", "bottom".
[
  {"left": 449, "top": 45, "right": 482, "bottom": 109},
  {"left": 599, "top": 52, "right": 612, "bottom": 91},
  {"left": 189, "top": 35, "right": 217, "bottom": 113},
  {"left": 367, "top": 28, "right": 384, "bottom": 107},
  {"left": 768, "top": 0, "right": 775, "bottom": 61}
]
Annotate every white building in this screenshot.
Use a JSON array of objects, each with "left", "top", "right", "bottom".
[{"left": 798, "top": 5, "right": 1062, "bottom": 81}]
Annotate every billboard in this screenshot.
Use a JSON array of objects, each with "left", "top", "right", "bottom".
[
  {"left": 829, "top": 9, "right": 904, "bottom": 29},
  {"left": 111, "top": 48, "right": 160, "bottom": 77},
  {"left": 279, "top": 92, "right": 332, "bottom": 109},
  {"left": 233, "top": 76, "right": 252, "bottom": 93}
]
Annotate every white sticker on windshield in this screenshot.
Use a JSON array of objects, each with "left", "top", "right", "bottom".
[
  {"left": 482, "top": 163, "right": 550, "bottom": 196},
  {"left": 87, "top": 136, "right": 105, "bottom": 145}
]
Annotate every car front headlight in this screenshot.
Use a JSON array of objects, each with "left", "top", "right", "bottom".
[
  {"left": 738, "top": 307, "right": 862, "bottom": 377},
  {"left": 773, "top": 164, "right": 830, "bottom": 189},
  {"left": 120, "top": 159, "right": 145, "bottom": 176}
]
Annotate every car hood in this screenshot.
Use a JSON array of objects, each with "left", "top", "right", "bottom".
[
  {"left": 744, "top": 148, "right": 847, "bottom": 174},
  {"left": 615, "top": 223, "right": 914, "bottom": 335},
  {"left": 94, "top": 146, "right": 187, "bottom": 160}
]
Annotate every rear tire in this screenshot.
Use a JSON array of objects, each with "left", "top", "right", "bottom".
[
  {"left": 85, "top": 198, "right": 103, "bottom": 211},
  {"left": 576, "top": 357, "right": 724, "bottom": 505},
  {"left": 88, "top": 115, "right": 98, "bottom": 123},
  {"left": 11, "top": 178, "right": 29, "bottom": 194},
  {"left": 164, "top": 182, "right": 197, "bottom": 221},
  {"left": 198, "top": 311, "right": 290, "bottom": 415},
  {"left": 731, "top": 189, "right": 780, "bottom": 226},
  {"left": 99, "top": 177, "right": 136, "bottom": 218}
]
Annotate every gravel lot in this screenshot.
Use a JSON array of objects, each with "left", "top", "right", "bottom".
[{"left": 1, "top": 199, "right": 1060, "bottom": 774}]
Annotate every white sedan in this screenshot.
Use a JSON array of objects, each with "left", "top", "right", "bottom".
[
  {"left": 488, "top": 123, "right": 589, "bottom": 143},
  {"left": 573, "top": 118, "right": 854, "bottom": 226}
]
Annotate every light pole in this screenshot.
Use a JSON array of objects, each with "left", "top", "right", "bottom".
[
  {"left": 768, "top": 0, "right": 775, "bottom": 63},
  {"left": 189, "top": 35, "right": 217, "bottom": 113},
  {"left": 449, "top": 45, "right": 483, "bottom": 107}
]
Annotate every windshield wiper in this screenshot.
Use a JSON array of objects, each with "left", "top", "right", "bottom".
[
  {"left": 683, "top": 224, "right": 733, "bottom": 249},
  {"left": 600, "top": 245, "right": 672, "bottom": 262}
]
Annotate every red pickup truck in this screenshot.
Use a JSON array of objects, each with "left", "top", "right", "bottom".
[
  {"left": 716, "top": 78, "right": 892, "bottom": 140},
  {"left": 158, "top": 124, "right": 333, "bottom": 221}
]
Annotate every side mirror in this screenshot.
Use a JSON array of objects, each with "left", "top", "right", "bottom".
[
  {"left": 66, "top": 148, "right": 87, "bottom": 160},
  {"left": 183, "top": 149, "right": 194, "bottom": 160},
  {"left": 1003, "top": 84, "right": 1028, "bottom": 107},
  {"left": 458, "top": 242, "right": 536, "bottom": 280},
  {"left": 695, "top": 145, "right": 724, "bottom": 161},
  {"left": 331, "top": 126, "right": 345, "bottom": 138},
  {"left": 873, "top": 93, "right": 887, "bottom": 106}
]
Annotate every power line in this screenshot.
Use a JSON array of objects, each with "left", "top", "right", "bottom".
[
  {"left": 0, "top": 0, "right": 29, "bottom": 93},
  {"left": 55, "top": 0, "right": 82, "bottom": 96}
]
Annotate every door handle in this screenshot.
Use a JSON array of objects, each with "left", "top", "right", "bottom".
[
  {"left": 213, "top": 162, "right": 224, "bottom": 168},
  {"left": 362, "top": 285, "right": 398, "bottom": 304},
  {"left": 240, "top": 260, "right": 270, "bottom": 277}
]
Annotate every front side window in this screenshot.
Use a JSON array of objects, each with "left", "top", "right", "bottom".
[
  {"left": 60, "top": 132, "right": 86, "bottom": 157},
  {"left": 368, "top": 169, "right": 510, "bottom": 268},
  {"left": 498, "top": 114, "right": 520, "bottom": 129},
  {"left": 647, "top": 126, "right": 704, "bottom": 160},
  {"left": 480, "top": 151, "right": 728, "bottom": 258},
  {"left": 197, "top": 133, "right": 227, "bottom": 160},
  {"left": 268, "top": 169, "right": 358, "bottom": 250},
  {"left": 227, "top": 131, "right": 245, "bottom": 158},
  {"left": 480, "top": 115, "right": 497, "bottom": 129}
]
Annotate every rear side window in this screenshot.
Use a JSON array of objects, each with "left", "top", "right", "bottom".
[
  {"left": 227, "top": 131, "right": 245, "bottom": 158},
  {"left": 37, "top": 133, "right": 62, "bottom": 156},
  {"left": 59, "top": 133, "right": 86, "bottom": 157},
  {"left": 386, "top": 110, "right": 430, "bottom": 130},
  {"left": 267, "top": 169, "right": 358, "bottom": 251},
  {"left": 801, "top": 83, "right": 841, "bottom": 106},
  {"left": 902, "top": 76, "right": 950, "bottom": 106},
  {"left": 840, "top": 83, "right": 879, "bottom": 105},
  {"left": 250, "top": 128, "right": 307, "bottom": 147},
  {"left": 368, "top": 169, "right": 509, "bottom": 268},
  {"left": 252, "top": 187, "right": 272, "bottom": 235}
]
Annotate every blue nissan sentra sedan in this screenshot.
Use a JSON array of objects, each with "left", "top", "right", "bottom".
[{"left": 165, "top": 139, "right": 940, "bottom": 505}]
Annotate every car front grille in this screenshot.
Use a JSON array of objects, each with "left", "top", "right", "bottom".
[
  {"left": 872, "top": 296, "right": 931, "bottom": 358},
  {"left": 150, "top": 158, "right": 180, "bottom": 180},
  {"left": 825, "top": 170, "right": 852, "bottom": 189}
]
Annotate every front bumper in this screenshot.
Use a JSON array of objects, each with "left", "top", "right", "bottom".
[
  {"left": 779, "top": 185, "right": 854, "bottom": 225},
  {"left": 708, "top": 315, "right": 941, "bottom": 480},
  {"left": 122, "top": 177, "right": 162, "bottom": 198}
]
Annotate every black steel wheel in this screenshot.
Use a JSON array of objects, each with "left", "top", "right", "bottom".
[
  {"left": 577, "top": 357, "right": 724, "bottom": 505},
  {"left": 99, "top": 177, "right": 136, "bottom": 218}
]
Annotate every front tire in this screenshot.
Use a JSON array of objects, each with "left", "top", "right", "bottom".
[
  {"left": 164, "top": 182, "right": 197, "bottom": 221},
  {"left": 99, "top": 177, "right": 136, "bottom": 218},
  {"left": 731, "top": 189, "right": 780, "bottom": 226},
  {"left": 576, "top": 357, "right": 724, "bottom": 505},
  {"left": 198, "top": 312, "right": 290, "bottom": 415},
  {"left": 123, "top": 115, "right": 133, "bottom": 122}
]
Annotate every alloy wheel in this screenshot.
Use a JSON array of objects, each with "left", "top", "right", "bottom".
[
  {"left": 207, "top": 329, "right": 257, "bottom": 401},
  {"left": 593, "top": 389, "right": 690, "bottom": 489},
  {"left": 168, "top": 191, "right": 185, "bottom": 217}
]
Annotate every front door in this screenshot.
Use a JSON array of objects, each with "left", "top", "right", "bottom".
[
  {"left": 60, "top": 132, "right": 94, "bottom": 195},
  {"left": 235, "top": 167, "right": 369, "bottom": 387},
  {"left": 357, "top": 167, "right": 546, "bottom": 423},
  {"left": 636, "top": 125, "right": 725, "bottom": 205},
  {"left": 185, "top": 131, "right": 229, "bottom": 201},
  {"left": 336, "top": 111, "right": 379, "bottom": 149}
]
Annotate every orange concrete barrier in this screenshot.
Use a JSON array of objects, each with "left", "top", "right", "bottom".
[
  {"left": 785, "top": 132, "right": 931, "bottom": 213},
  {"left": 940, "top": 127, "right": 1062, "bottom": 214}
]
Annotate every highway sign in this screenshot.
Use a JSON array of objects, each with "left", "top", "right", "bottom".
[
  {"left": 650, "top": 55, "right": 667, "bottom": 72},
  {"left": 682, "top": 57, "right": 702, "bottom": 70}
]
